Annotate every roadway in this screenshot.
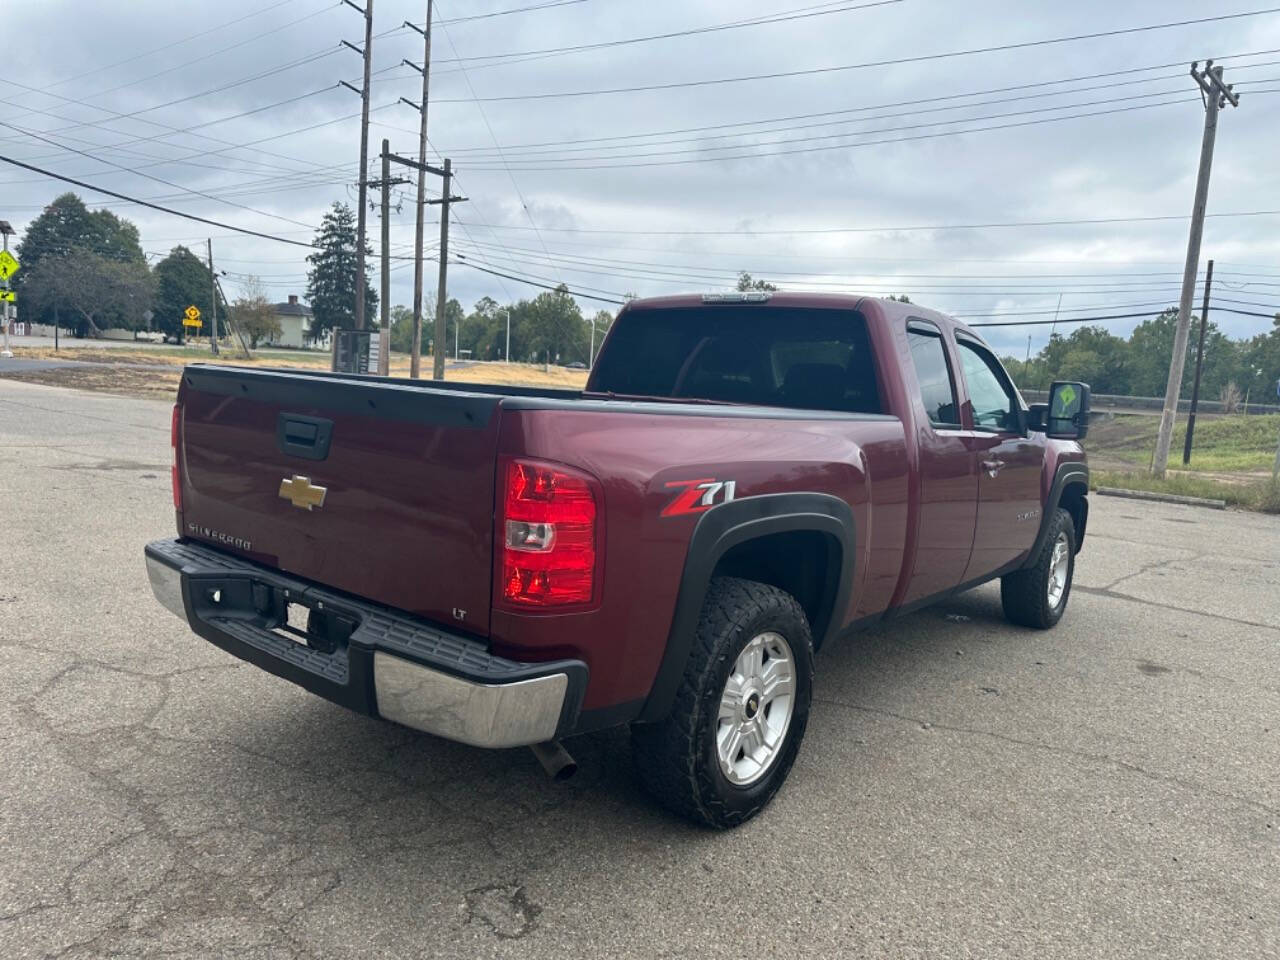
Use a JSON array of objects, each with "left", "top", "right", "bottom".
[{"left": 1, "top": 378, "right": 1275, "bottom": 959}]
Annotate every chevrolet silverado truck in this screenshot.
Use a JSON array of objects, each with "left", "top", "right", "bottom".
[{"left": 145, "top": 292, "right": 1090, "bottom": 828}]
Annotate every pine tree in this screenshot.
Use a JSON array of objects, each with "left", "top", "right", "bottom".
[{"left": 304, "top": 202, "right": 377, "bottom": 342}]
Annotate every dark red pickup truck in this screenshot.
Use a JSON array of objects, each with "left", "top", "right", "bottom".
[{"left": 146, "top": 292, "right": 1090, "bottom": 827}]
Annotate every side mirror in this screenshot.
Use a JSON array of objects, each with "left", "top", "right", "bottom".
[{"left": 1045, "top": 381, "right": 1091, "bottom": 440}]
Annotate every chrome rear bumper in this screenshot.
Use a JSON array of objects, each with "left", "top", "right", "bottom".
[{"left": 144, "top": 538, "right": 585, "bottom": 748}]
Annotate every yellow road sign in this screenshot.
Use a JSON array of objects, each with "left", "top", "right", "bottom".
[
  {"left": 182, "top": 317, "right": 203, "bottom": 329},
  {"left": 0, "top": 290, "right": 14, "bottom": 303},
  {"left": 0, "top": 250, "right": 19, "bottom": 281},
  {"left": 184, "top": 304, "right": 201, "bottom": 322}
]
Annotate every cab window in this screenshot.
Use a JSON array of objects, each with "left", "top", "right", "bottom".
[
  {"left": 957, "top": 338, "right": 1020, "bottom": 432},
  {"left": 905, "top": 321, "right": 959, "bottom": 427}
]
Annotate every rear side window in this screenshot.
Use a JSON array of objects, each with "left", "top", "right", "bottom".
[
  {"left": 588, "top": 306, "right": 882, "bottom": 413},
  {"left": 906, "top": 322, "right": 959, "bottom": 426}
]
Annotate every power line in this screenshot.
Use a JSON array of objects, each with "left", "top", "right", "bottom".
[
  {"left": 429, "top": 7, "right": 1280, "bottom": 103},
  {"left": 429, "top": 0, "right": 901, "bottom": 66},
  {"left": 427, "top": 51, "right": 1280, "bottom": 155},
  {"left": 457, "top": 90, "right": 1200, "bottom": 169},
  {"left": 0, "top": 152, "right": 318, "bottom": 248},
  {"left": 39, "top": 0, "right": 311, "bottom": 90},
  {"left": 453, "top": 255, "right": 625, "bottom": 304},
  {"left": 0, "top": 121, "right": 320, "bottom": 230},
  {"left": 434, "top": 3, "right": 568, "bottom": 305},
  {"left": 435, "top": 0, "right": 591, "bottom": 25},
  {"left": 428, "top": 208, "right": 1280, "bottom": 237}
]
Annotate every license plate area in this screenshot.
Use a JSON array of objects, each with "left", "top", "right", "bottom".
[{"left": 189, "top": 575, "right": 359, "bottom": 656}]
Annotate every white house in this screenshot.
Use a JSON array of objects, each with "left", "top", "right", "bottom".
[{"left": 267, "top": 295, "right": 324, "bottom": 349}]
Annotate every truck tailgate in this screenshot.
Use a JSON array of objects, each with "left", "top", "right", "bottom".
[{"left": 177, "top": 366, "right": 502, "bottom": 636}]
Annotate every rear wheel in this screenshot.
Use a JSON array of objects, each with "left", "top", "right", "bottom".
[
  {"left": 1001, "top": 507, "right": 1076, "bottom": 629},
  {"left": 631, "top": 577, "right": 814, "bottom": 829}
]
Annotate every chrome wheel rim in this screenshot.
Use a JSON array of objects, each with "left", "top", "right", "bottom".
[
  {"left": 716, "top": 631, "right": 796, "bottom": 787},
  {"left": 1047, "top": 531, "right": 1070, "bottom": 609}
]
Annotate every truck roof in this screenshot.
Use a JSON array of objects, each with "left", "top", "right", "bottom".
[{"left": 620, "top": 291, "right": 972, "bottom": 337}]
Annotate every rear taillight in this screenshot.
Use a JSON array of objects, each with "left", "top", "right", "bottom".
[
  {"left": 170, "top": 404, "right": 182, "bottom": 511},
  {"left": 499, "top": 458, "right": 599, "bottom": 607}
]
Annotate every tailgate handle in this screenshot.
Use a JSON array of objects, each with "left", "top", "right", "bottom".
[{"left": 277, "top": 414, "right": 333, "bottom": 461}]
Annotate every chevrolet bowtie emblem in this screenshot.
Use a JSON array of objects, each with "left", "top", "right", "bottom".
[{"left": 279, "top": 475, "right": 327, "bottom": 511}]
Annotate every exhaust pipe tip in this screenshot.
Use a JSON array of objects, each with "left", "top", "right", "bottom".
[{"left": 530, "top": 740, "right": 577, "bottom": 781}]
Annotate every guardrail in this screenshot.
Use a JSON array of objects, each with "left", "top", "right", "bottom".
[{"left": 1020, "top": 389, "right": 1280, "bottom": 417}]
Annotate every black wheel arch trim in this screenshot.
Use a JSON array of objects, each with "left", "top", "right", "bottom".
[
  {"left": 637, "top": 492, "right": 856, "bottom": 724},
  {"left": 1025, "top": 462, "right": 1089, "bottom": 568}
]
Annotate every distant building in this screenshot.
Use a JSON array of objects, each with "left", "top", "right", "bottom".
[{"left": 268, "top": 295, "right": 325, "bottom": 349}]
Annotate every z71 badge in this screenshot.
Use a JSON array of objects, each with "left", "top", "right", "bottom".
[{"left": 660, "top": 478, "right": 737, "bottom": 518}]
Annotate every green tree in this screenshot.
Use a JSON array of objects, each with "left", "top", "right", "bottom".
[
  {"left": 24, "top": 249, "right": 153, "bottom": 337},
  {"left": 231, "top": 277, "right": 281, "bottom": 349},
  {"left": 524, "top": 285, "right": 586, "bottom": 364},
  {"left": 736, "top": 271, "right": 777, "bottom": 292},
  {"left": 152, "top": 245, "right": 224, "bottom": 343},
  {"left": 15, "top": 193, "right": 145, "bottom": 328},
  {"left": 389, "top": 304, "right": 415, "bottom": 354},
  {"left": 304, "top": 202, "right": 376, "bottom": 342}
]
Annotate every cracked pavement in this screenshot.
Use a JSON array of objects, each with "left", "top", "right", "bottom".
[{"left": 1, "top": 378, "right": 1277, "bottom": 959}]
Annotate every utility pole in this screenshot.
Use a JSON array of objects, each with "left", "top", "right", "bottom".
[
  {"left": 1182, "top": 259, "right": 1214, "bottom": 465},
  {"left": 1152, "top": 61, "right": 1239, "bottom": 477},
  {"left": 589, "top": 314, "right": 596, "bottom": 369},
  {"left": 403, "top": 2, "right": 433, "bottom": 378},
  {"left": 379, "top": 140, "right": 391, "bottom": 376},
  {"left": 381, "top": 150, "right": 467, "bottom": 380},
  {"left": 371, "top": 141, "right": 410, "bottom": 376},
  {"left": 504, "top": 308, "right": 510, "bottom": 362},
  {"left": 0, "top": 220, "right": 13, "bottom": 359},
  {"left": 207, "top": 238, "right": 219, "bottom": 356},
  {"left": 434, "top": 157, "right": 451, "bottom": 380},
  {"left": 341, "top": 0, "right": 375, "bottom": 333}
]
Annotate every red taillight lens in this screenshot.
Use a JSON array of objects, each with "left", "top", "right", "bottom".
[
  {"left": 170, "top": 404, "right": 182, "bottom": 511},
  {"left": 500, "top": 459, "right": 598, "bottom": 607}
]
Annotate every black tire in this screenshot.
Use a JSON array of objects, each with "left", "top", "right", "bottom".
[
  {"left": 1001, "top": 507, "right": 1077, "bottom": 629},
  {"left": 630, "top": 576, "right": 814, "bottom": 829}
]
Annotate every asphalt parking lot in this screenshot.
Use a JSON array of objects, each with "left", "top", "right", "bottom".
[{"left": 2, "top": 377, "right": 1277, "bottom": 960}]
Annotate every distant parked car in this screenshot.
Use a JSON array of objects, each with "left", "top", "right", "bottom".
[{"left": 565, "top": 361, "right": 586, "bottom": 369}]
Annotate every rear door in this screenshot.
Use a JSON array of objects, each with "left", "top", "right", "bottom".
[
  {"left": 178, "top": 367, "right": 504, "bottom": 635},
  {"left": 954, "top": 335, "right": 1043, "bottom": 581},
  {"left": 899, "top": 319, "right": 978, "bottom": 605}
]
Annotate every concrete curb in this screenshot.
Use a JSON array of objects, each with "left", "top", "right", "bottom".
[{"left": 1095, "top": 486, "right": 1227, "bottom": 510}]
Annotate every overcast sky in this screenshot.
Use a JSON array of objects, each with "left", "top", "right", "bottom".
[{"left": 4, "top": 0, "right": 1279, "bottom": 356}]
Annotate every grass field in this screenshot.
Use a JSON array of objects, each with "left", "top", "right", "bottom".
[
  {"left": 1086, "top": 412, "right": 1280, "bottom": 475},
  {"left": 1085, "top": 412, "right": 1280, "bottom": 512},
  {"left": 5, "top": 344, "right": 590, "bottom": 395},
  {"left": 1093, "top": 469, "right": 1280, "bottom": 513}
]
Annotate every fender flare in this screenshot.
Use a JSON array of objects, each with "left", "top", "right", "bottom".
[
  {"left": 1025, "top": 462, "right": 1089, "bottom": 567},
  {"left": 637, "top": 492, "right": 856, "bottom": 723}
]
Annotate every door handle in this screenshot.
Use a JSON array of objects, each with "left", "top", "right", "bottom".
[{"left": 981, "top": 458, "right": 1005, "bottom": 478}]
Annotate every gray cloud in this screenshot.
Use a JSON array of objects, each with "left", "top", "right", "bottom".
[{"left": 4, "top": 0, "right": 1278, "bottom": 357}]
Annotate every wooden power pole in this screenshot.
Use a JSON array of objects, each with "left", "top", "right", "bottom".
[
  {"left": 1152, "top": 61, "right": 1239, "bottom": 477},
  {"left": 1182, "top": 259, "right": 1214, "bottom": 465},
  {"left": 403, "top": 1, "right": 434, "bottom": 379},
  {"left": 207, "top": 238, "right": 219, "bottom": 356},
  {"left": 340, "top": 0, "right": 375, "bottom": 333},
  {"left": 382, "top": 151, "right": 467, "bottom": 381}
]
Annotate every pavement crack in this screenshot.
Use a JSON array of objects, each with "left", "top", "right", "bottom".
[
  {"left": 1073, "top": 584, "right": 1280, "bottom": 633},
  {"left": 815, "top": 695, "right": 1280, "bottom": 818}
]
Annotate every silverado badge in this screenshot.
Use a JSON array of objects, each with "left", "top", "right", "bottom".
[{"left": 279, "top": 475, "right": 327, "bottom": 511}]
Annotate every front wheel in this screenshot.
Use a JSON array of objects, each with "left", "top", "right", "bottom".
[
  {"left": 631, "top": 577, "right": 814, "bottom": 829},
  {"left": 1001, "top": 507, "right": 1077, "bottom": 629}
]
